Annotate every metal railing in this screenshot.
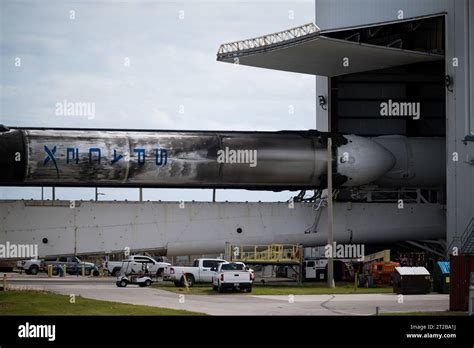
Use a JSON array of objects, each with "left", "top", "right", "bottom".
[
  {"left": 217, "top": 22, "right": 319, "bottom": 56},
  {"left": 227, "top": 243, "right": 301, "bottom": 264},
  {"left": 350, "top": 188, "right": 441, "bottom": 204}
]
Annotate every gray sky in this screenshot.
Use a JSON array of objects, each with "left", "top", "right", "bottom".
[{"left": 0, "top": 0, "right": 316, "bottom": 202}]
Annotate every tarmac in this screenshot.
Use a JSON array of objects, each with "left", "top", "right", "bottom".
[{"left": 2, "top": 273, "right": 449, "bottom": 316}]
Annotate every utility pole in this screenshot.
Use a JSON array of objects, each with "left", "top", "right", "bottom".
[
  {"left": 327, "top": 137, "right": 335, "bottom": 288},
  {"left": 139, "top": 187, "right": 143, "bottom": 202},
  {"left": 52, "top": 187, "right": 55, "bottom": 200}
]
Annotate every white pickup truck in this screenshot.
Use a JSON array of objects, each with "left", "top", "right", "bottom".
[
  {"left": 16, "top": 259, "right": 43, "bottom": 275},
  {"left": 105, "top": 255, "right": 170, "bottom": 277},
  {"left": 164, "top": 258, "right": 226, "bottom": 287},
  {"left": 212, "top": 262, "right": 254, "bottom": 293}
]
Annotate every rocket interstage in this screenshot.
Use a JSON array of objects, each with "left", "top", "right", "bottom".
[{"left": 0, "top": 127, "right": 444, "bottom": 189}]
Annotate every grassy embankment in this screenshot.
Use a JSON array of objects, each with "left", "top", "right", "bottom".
[{"left": 0, "top": 290, "right": 205, "bottom": 315}]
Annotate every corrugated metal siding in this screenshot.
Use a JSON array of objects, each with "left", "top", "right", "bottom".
[
  {"left": 331, "top": 62, "right": 445, "bottom": 136},
  {"left": 446, "top": 0, "right": 474, "bottom": 256},
  {"left": 470, "top": 1, "right": 474, "bottom": 136},
  {"left": 449, "top": 254, "right": 474, "bottom": 311},
  {"left": 315, "top": 0, "right": 447, "bottom": 31}
]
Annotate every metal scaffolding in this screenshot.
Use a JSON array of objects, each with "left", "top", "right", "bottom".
[
  {"left": 226, "top": 243, "right": 302, "bottom": 265},
  {"left": 217, "top": 22, "right": 319, "bottom": 57}
]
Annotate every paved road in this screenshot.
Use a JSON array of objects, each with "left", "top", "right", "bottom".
[{"left": 4, "top": 276, "right": 449, "bottom": 316}]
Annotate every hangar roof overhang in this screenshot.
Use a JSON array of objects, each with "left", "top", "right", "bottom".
[{"left": 216, "top": 16, "right": 445, "bottom": 77}]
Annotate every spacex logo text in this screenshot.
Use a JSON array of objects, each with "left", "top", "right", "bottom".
[
  {"left": 18, "top": 322, "right": 56, "bottom": 342},
  {"left": 42, "top": 145, "right": 168, "bottom": 174}
]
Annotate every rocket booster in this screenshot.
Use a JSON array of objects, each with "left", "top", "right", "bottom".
[{"left": 0, "top": 126, "right": 443, "bottom": 190}]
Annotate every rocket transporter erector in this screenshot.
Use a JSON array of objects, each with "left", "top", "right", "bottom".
[{"left": 0, "top": 126, "right": 445, "bottom": 189}]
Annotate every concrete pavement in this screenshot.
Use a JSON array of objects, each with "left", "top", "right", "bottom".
[{"left": 3, "top": 275, "right": 449, "bottom": 316}]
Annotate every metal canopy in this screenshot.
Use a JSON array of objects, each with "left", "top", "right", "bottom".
[{"left": 216, "top": 23, "right": 444, "bottom": 77}]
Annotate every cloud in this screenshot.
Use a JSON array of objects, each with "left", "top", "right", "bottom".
[{"left": 0, "top": 0, "right": 316, "bottom": 201}]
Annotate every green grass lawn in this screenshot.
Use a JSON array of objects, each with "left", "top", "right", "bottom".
[
  {"left": 0, "top": 290, "right": 205, "bottom": 315},
  {"left": 152, "top": 282, "right": 393, "bottom": 295}
]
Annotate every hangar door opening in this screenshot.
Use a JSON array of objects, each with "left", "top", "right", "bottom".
[
  {"left": 217, "top": 14, "right": 446, "bottom": 204},
  {"left": 326, "top": 15, "right": 445, "bottom": 137},
  {"left": 326, "top": 15, "right": 446, "bottom": 205}
]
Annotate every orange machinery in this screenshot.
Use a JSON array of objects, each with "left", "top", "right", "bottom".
[
  {"left": 370, "top": 261, "right": 400, "bottom": 285},
  {"left": 359, "top": 249, "right": 400, "bottom": 286}
]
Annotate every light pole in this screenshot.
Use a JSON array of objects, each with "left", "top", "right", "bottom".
[{"left": 327, "top": 137, "right": 335, "bottom": 288}]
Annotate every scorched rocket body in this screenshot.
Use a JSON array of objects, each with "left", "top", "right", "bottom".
[{"left": 0, "top": 126, "right": 400, "bottom": 190}]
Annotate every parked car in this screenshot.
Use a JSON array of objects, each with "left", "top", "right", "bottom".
[
  {"left": 212, "top": 262, "right": 254, "bottom": 293},
  {"left": 44, "top": 256, "right": 99, "bottom": 276},
  {"left": 163, "top": 258, "right": 226, "bottom": 287},
  {"left": 105, "top": 255, "right": 170, "bottom": 277},
  {"left": 17, "top": 256, "right": 99, "bottom": 276}
]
